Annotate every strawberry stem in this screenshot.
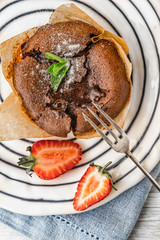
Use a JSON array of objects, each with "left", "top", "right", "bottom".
[
  {"left": 101, "top": 161, "right": 112, "bottom": 173},
  {"left": 17, "top": 146, "right": 36, "bottom": 177},
  {"left": 18, "top": 159, "right": 35, "bottom": 165}
]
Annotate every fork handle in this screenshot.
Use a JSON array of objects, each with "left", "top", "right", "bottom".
[{"left": 127, "top": 151, "right": 160, "bottom": 192}]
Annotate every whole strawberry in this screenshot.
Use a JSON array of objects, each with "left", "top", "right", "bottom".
[
  {"left": 18, "top": 140, "right": 82, "bottom": 180},
  {"left": 73, "top": 161, "right": 117, "bottom": 211}
]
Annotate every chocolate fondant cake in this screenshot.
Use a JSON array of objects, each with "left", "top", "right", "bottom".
[{"left": 13, "top": 21, "right": 130, "bottom": 137}]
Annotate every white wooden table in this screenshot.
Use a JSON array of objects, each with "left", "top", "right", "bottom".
[{"left": 0, "top": 175, "right": 159, "bottom": 240}]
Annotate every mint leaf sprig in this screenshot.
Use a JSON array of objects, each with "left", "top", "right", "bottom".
[{"left": 45, "top": 52, "right": 70, "bottom": 91}]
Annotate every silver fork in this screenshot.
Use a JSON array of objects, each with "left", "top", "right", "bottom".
[{"left": 82, "top": 103, "right": 160, "bottom": 191}]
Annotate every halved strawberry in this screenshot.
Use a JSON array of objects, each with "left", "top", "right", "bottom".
[
  {"left": 18, "top": 140, "right": 82, "bottom": 180},
  {"left": 73, "top": 162, "right": 117, "bottom": 211}
]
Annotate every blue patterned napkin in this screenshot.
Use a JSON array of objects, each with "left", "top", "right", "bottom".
[{"left": 0, "top": 162, "right": 159, "bottom": 240}]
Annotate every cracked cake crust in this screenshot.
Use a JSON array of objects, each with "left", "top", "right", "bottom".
[{"left": 13, "top": 21, "right": 130, "bottom": 137}]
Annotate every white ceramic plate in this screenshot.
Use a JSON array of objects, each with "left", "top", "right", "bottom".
[{"left": 0, "top": 0, "right": 159, "bottom": 216}]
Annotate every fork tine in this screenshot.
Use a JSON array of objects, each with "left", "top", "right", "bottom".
[
  {"left": 87, "top": 107, "right": 118, "bottom": 142},
  {"left": 82, "top": 113, "right": 113, "bottom": 147},
  {"left": 92, "top": 103, "right": 123, "bottom": 135}
]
